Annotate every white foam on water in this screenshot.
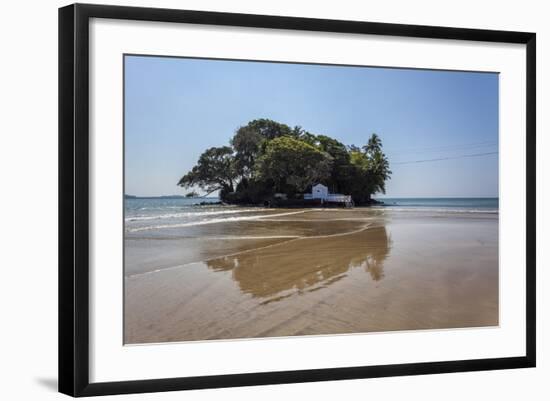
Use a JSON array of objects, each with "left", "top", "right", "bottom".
[
  {"left": 125, "top": 208, "right": 264, "bottom": 222},
  {"left": 126, "top": 210, "right": 309, "bottom": 232}
]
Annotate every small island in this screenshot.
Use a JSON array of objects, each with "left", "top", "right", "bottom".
[{"left": 177, "top": 119, "right": 391, "bottom": 207}]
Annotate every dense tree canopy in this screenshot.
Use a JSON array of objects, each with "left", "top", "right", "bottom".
[
  {"left": 178, "top": 119, "right": 391, "bottom": 205},
  {"left": 177, "top": 146, "right": 237, "bottom": 198},
  {"left": 230, "top": 126, "right": 264, "bottom": 179},
  {"left": 256, "top": 136, "right": 333, "bottom": 194}
]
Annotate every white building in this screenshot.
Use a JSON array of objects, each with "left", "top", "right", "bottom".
[
  {"left": 304, "top": 183, "right": 353, "bottom": 206},
  {"left": 310, "top": 183, "right": 329, "bottom": 199}
]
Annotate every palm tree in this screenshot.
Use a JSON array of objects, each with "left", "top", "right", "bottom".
[
  {"left": 364, "top": 133, "right": 391, "bottom": 196},
  {"left": 363, "top": 133, "right": 382, "bottom": 156},
  {"left": 369, "top": 150, "right": 391, "bottom": 194}
]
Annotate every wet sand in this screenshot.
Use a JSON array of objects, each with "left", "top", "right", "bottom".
[{"left": 124, "top": 208, "right": 498, "bottom": 344}]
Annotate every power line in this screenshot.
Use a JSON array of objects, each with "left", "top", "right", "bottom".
[
  {"left": 387, "top": 140, "right": 497, "bottom": 152},
  {"left": 387, "top": 140, "right": 498, "bottom": 156},
  {"left": 390, "top": 143, "right": 498, "bottom": 156},
  {"left": 393, "top": 151, "right": 498, "bottom": 165}
]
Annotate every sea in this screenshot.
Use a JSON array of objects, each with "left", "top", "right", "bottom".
[
  {"left": 373, "top": 197, "right": 498, "bottom": 213},
  {"left": 124, "top": 197, "right": 498, "bottom": 234},
  {"left": 124, "top": 197, "right": 294, "bottom": 234}
]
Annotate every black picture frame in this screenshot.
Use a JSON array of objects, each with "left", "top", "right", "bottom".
[{"left": 59, "top": 3, "right": 536, "bottom": 397}]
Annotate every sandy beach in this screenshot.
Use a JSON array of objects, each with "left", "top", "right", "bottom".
[{"left": 124, "top": 207, "right": 498, "bottom": 344}]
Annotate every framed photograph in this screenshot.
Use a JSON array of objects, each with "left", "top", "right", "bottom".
[{"left": 58, "top": 3, "right": 536, "bottom": 397}]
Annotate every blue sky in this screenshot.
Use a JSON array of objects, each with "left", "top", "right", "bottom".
[{"left": 124, "top": 55, "right": 498, "bottom": 198}]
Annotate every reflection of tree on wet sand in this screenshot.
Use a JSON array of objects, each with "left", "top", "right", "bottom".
[{"left": 206, "top": 225, "right": 391, "bottom": 303}]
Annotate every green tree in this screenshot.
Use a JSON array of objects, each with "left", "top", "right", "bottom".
[
  {"left": 363, "top": 133, "right": 391, "bottom": 194},
  {"left": 348, "top": 133, "right": 392, "bottom": 203},
  {"left": 256, "top": 136, "right": 333, "bottom": 194},
  {"left": 348, "top": 150, "right": 373, "bottom": 203},
  {"left": 363, "top": 133, "right": 383, "bottom": 156},
  {"left": 316, "top": 135, "right": 353, "bottom": 193},
  {"left": 244, "top": 118, "right": 294, "bottom": 140},
  {"left": 177, "top": 146, "right": 237, "bottom": 198},
  {"left": 297, "top": 131, "right": 319, "bottom": 147},
  {"left": 230, "top": 126, "right": 265, "bottom": 179},
  {"left": 369, "top": 147, "right": 391, "bottom": 194}
]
